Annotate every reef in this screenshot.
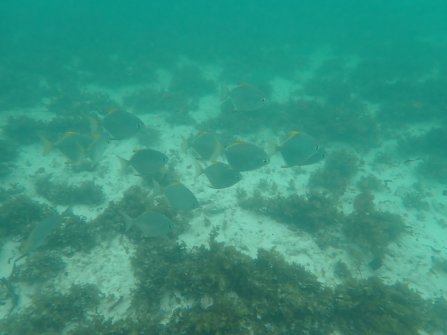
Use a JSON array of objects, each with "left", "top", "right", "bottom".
[
  {"left": 1, "top": 116, "right": 47, "bottom": 145},
  {"left": 0, "top": 196, "right": 49, "bottom": 239},
  {"left": 0, "top": 232, "right": 444, "bottom": 334},
  {"left": 356, "top": 174, "right": 386, "bottom": 192},
  {"left": 45, "top": 213, "right": 97, "bottom": 256},
  {"left": 239, "top": 185, "right": 407, "bottom": 265},
  {"left": 90, "top": 185, "right": 187, "bottom": 242},
  {"left": 398, "top": 127, "right": 447, "bottom": 183},
  {"left": 0, "top": 284, "right": 101, "bottom": 334},
  {"left": 34, "top": 176, "right": 105, "bottom": 206},
  {"left": 131, "top": 236, "right": 334, "bottom": 334},
  {"left": 333, "top": 277, "right": 428, "bottom": 335},
  {"left": 239, "top": 191, "right": 343, "bottom": 236},
  {"left": 13, "top": 251, "right": 66, "bottom": 284},
  {"left": 46, "top": 90, "right": 118, "bottom": 116},
  {"left": 0, "top": 139, "right": 18, "bottom": 178},
  {"left": 308, "top": 149, "right": 359, "bottom": 198},
  {"left": 343, "top": 191, "right": 408, "bottom": 264}
]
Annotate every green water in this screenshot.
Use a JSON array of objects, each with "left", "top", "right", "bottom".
[{"left": 1, "top": 1, "right": 447, "bottom": 334}]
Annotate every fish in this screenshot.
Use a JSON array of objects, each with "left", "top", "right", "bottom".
[
  {"left": 186, "top": 132, "right": 223, "bottom": 161},
  {"left": 164, "top": 182, "right": 199, "bottom": 211},
  {"left": 121, "top": 148, "right": 168, "bottom": 176},
  {"left": 125, "top": 211, "right": 175, "bottom": 238},
  {"left": 103, "top": 110, "right": 144, "bottom": 140},
  {"left": 226, "top": 83, "right": 267, "bottom": 112},
  {"left": 42, "top": 131, "right": 90, "bottom": 163},
  {"left": 225, "top": 140, "right": 269, "bottom": 171},
  {"left": 21, "top": 213, "right": 61, "bottom": 257},
  {"left": 15, "top": 208, "right": 72, "bottom": 262},
  {"left": 88, "top": 127, "right": 110, "bottom": 164},
  {"left": 278, "top": 131, "right": 325, "bottom": 167},
  {"left": 201, "top": 162, "right": 242, "bottom": 189},
  {"left": 87, "top": 117, "right": 110, "bottom": 164},
  {"left": 41, "top": 118, "right": 109, "bottom": 166}
]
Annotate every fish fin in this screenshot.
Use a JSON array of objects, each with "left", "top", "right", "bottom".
[
  {"left": 106, "top": 106, "right": 120, "bottom": 114},
  {"left": 63, "top": 131, "right": 79, "bottom": 138},
  {"left": 225, "top": 139, "right": 245, "bottom": 150},
  {"left": 288, "top": 130, "right": 301, "bottom": 138}
]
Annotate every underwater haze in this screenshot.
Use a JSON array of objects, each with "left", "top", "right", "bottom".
[{"left": 1, "top": 1, "right": 447, "bottom": 334}]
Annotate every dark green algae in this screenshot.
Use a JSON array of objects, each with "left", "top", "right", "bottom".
[
  {"left": 0, "top": 234, "right": 443, "bottom": 335},
  {"left": 240, "top": 183, "right": 407, "bottom": 266},
  {"left": 0, "top": 188, "right": 442, "bottom": 335}
]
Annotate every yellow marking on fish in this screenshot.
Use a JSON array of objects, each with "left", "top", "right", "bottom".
[
  {"left": 288, "top": 130, "right": 301, "bottom": 138},
  {"left": 63, "top": 131, "right": 79, "bottom": 138}
]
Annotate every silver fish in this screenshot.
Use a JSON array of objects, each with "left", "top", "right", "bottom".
[
  {"left": 103, "top": 110, "right": 144, "bottom": 140},
  {"left": 165, "top": 182, "right": 199, "bottom": 211},
  {"left": 18, "top": 208, "right": 71, "bottom": 260},
  {"left": 202, "top": 162, "right": 241, "bottom": 189},
  {"left": 126, "top": 211, "right": 175, "bottom": 238},
  {"left": 186, "top": 132, "right": 223, "bottom": 161},
  {"left": 122, "top": 148, "right": 168, "bottom": 176},
  {"left": 227, "top": 84, "right": 267, "bottom": 112},
  {"left": 225, "top": 141, "right": 269, "bottom": 171},
  {"left": 279, "top": 131, "right": 325, "bottom": 167}
]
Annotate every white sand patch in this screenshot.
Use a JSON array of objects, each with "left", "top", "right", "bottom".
[{"left": 59, "top": 236, "right": 136, "bottom": 320}]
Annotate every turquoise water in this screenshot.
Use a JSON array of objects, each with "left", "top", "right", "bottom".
[{"left": 1, "top": 1, "right": 447, "bottom": 334}]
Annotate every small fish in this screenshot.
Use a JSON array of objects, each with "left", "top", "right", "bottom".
[
  {"left": 103, "top": 110, "right": 144, "bottom": 140},
  {"left": 126, "top": 211, "right": 175, "bottom": 238},
  {"left": 164, "top": 182, "right": 199, "bottom": 211},
  {"left": 87, "top": 117, "right": 109, "bottom": 164},
  {"left": 41, "top": 118, "right": 109, "bottom": 166},
  {"left": 186, "top": 132, "right": 223, "bottom": 161},
  {"left": 121, "top": 148, "right": 168, "bottom": 176},
  {"left": 278, "top": 131, "right": 325, "bottom": 167},
  {"left": 88, "top": 127, "right": 109, "bottom": 164},
  {"left": 202, "top": 162, "right": 242, "bottom": 189},
  {"left": 42, "top": 131, "right": 90, "bottom": 163},
  {"left": 226, "top": 84, "right": 267, "bottom": 112},
  {"left": 15, "top": 208, "right": 72, "bottom": 262},
  {"left": 225, "top": 141, "right": 269, "bottom": 171}
]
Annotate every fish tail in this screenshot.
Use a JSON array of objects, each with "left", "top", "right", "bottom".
[
  {"left": 193, "top": 160, "right": 204, "bottom": 180},
  {"left": 119, "top": 211, "right": 133, "bottom": 232},
  {"left": 88, "top": 116, "right": 100, "bottom": 136},
  {"left": 266, "top": 141, "right": 279, "bottom": 158},
  {"left": 180, "top": 136, "right": 190, "bottom": 152},
  {"left": 117, "top": 156, "right": 129, "bottom": 173},
  {"left": 40, "top": 135, "right": 53, "bottom": 155},
  {"left": 219, "top": 84, "right": 230, "bottom": 102},
  {"left": 210, "top": 142, "right": 224, "bottom": 161}
]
